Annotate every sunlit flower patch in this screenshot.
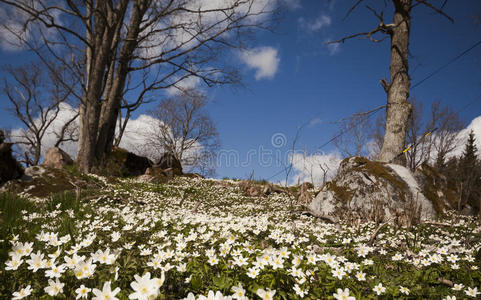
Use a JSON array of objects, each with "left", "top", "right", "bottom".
[{"left": 1, "top": 176, "right": 480, "bottom": 299}]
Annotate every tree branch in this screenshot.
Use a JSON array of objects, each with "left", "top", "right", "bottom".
[{"left": 415, "top": 0, "right": 454, "bottom": 23}]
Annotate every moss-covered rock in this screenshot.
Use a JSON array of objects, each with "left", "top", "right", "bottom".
[
  {"left": 414, "top": 163, "right": 459, "bottom": 214},
  {"left": 96, "top": 147, "right": 152, "bottom": 177},
  {"left": 155, "top": 152, "right": 183, "bottom": 176},
  {"left": 309, "top": 157, "right": 437, "bottom": 226},
  {"left": 1, "top": 166, "right": 89, "bottom": 198},
  {"left": 138, "top": 167, "right": 170, "bottom": 184}
]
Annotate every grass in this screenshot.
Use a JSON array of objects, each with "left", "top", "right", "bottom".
[{"left": 0, "top": 192, "right": 33, "bottom": 263}]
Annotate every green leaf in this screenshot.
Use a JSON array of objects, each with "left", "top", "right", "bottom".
[{"left": 191, "top": 274, "right": 203, "bottom": 291}]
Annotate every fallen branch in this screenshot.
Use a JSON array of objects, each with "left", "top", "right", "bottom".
[
  {"left": 69, "top": 180, "right": 81, "bottom": 202},
  {"left": 192, "top": 201, "right": 201, "bottom": 214},
  {"left": 368, "top": 221, "right": 390, "bottom": 246},
  {"left": 422, "top": 221, "right": 449, "bottom": 226},
  {"left": 438, "top": 278, "right": 453, "bottom": 287},
  {"left": 300, "top": 210, "right": 339, "bottom": 224}
]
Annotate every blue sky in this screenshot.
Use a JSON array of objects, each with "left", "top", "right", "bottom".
[{"left": 1, "top": 0, "right": 481, "bottom": 183}]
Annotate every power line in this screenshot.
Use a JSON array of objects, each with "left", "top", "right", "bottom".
[
  {"left": 313, "top": 38, "right": 481, "bottom": 154},
  {"left": 264, "top": 39, "right": 481, "bottom": 181},
  {"left": 412, "top": 39, "right": 481, "bottom": 89},
  {"left": 316, "top": 105, "right": 386, "bottom": 151},
  {"left": 265, "top": 106, "right": 385, "bottom": 182}
]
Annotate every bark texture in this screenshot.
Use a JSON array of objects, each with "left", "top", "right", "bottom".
[
  {"left": 77, "top": 0, "right": 129, "bottom": 172},
  {"left": 378, "top": 0, "right": 413, "bottom": 163},
  {"left": 95, "top": 0, "right": 147, "bottom": 163}
]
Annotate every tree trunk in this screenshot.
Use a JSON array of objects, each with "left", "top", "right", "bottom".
[
  {"left": 77, "top": 97, "right": 101, "bottom": 172},
  {"left": 377, "top": 0, "right": 413, "bottom": 164},
  {"left": 95, "top": 0, "right": 146, "bottom": 163},
  {"left": 77, "top": 1, "right": 124, "bottom": 173}
]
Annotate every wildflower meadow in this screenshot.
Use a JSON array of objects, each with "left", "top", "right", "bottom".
[{"left": 1, "top": 175, "right": 481, "bottom": 299}]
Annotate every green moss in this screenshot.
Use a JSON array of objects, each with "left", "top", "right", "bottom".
[
  {"left": 347, "top": 157, "right": 409, "bottom": 200},
  {"left": 417, "top": 164, "right": 445, "bottom": 214},
  {"left": 9, "top": 167, "right": 74, "bottom": 198},
  {"left": 423, "top": 184, "right": 444, "bottom": 214},
  {"left": 64, "top": 164, "right": 82, "bottom": 177},
  {"left": 95, "top": 147, "right": 151, "bottom": 178},
  {"left": 328, "top": 180, "right": 353, "bottom": 202},
  {"left": 7, "top": 167, "right": 106, "bottom": 199},
  {"left": 417, "top": 163, "right": 459, "bottom": 213}
]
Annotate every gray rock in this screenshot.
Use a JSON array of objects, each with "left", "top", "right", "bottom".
[
  {"left": 24, "top": 166, "right": 47, "bottom": 177},
  {"left": 42, "top": 147, "right": 73, "bottom": 169},
  {"left": 155, "top": 152, "right": 182, "bottom": 176},
  {"left": 308, "top": 157, "right": 438, "bottom": 226},
  {"left": 0, "top": 132, "right": 23, "bottom": 185}
]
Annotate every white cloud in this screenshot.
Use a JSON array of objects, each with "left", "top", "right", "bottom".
[
  {"left": 10, "top": 107, "right": 205, "bottom": 170},
  {"left": 0, "top": 6, "right": 31, "bottom": 51},
  {"left": 117, "top": 114, "right": 203, "bottom": 171},
  {"left": 10, "top": 103, "right": 79, "bottom": 160},
  {"left": 0, "top": 4, "right": 62, "bottom": 52},
  {"left": 117, "top": 114, "right": 159, "bottom": 158},
  {"left": 405, "top": 115, "right": 481, "bottom": 164},
  {"left": 308, "top": 117, "right": 323, "bottom": 127},
  {"left": 165, "top": 76, "right": 202, "bottom": 96},
  {"left": 298, "top": 14, "right": 331, "bottom": 32},
  {"left": 326, "top": 41, "right": 340, "bottom": 55},
  {"left": 309, "top": 15, "right": 331, "bottom": 31},
  {"left": 139, "top": 0, "right": 277, "bottom": 61},
  {"left": 288, "top": 151, "right": 342, "bottom": 186},
  {"left": 240, "top": 46, "right": 280, "bottom": 80}
]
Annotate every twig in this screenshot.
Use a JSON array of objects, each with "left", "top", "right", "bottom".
[
  {"left": 301, "top": 210, "right": 339, "bottom": 224},
  {"left": 342, "top": 0, "right": 365, "bottom": 21},
  {"left": 69, "top": 180, "right": 81, "bottom": 202},
  {"left": 415, "top": 0, "right": 454, "bottom": 23},
  {"left": 438, "top": 278, "right": 454, "bottom": 287},
  {"left": 192, "top": 201, "right": 201, "bottom": 214},
  {"left": 368, "top": 221, "right": 390, "bottom": 245},
  {"left": 421, "top": 221, "right": 448, "bottom": 226}
]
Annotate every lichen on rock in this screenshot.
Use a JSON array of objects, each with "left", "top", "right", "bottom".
[{"left": 309, "top": 157, "right": 443, "bottom": 226}]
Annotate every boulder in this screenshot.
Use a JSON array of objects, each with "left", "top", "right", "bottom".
[
  {"left": 155, "top": 152, "right": 182, "bottom": 176},
  {"left": 414, "top": 163, "right": 459, "bottom": 213},
  {"left": 104, "top": 147, "right": 152, "bottom": 177},
  {"left": 1, "top": 166, "right": 79, "bottom": 197},
  {"left": 0, "top": 131, "right": 23, "bottom": 186},
  {"left": 245, "top": 185, "right": 263, "bottom": 197},
  {"left": 139, "top": 167, "right": 169, "bottom": 184},
  {"left": 42, "top": 147, "right": 73, "bottom": 169},
  {"left": 24, "top": 165, "right": 47, "bottom": 177},
  {"left": 308, "top": 157, "right": 437, "bottom": 226}
]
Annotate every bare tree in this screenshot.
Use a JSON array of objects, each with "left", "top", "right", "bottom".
[
  {"left": 0, "top": 0, "right": 277, "bottom": 172},
  {"left": 427, "top": 100, "right": 464, "bottom": 170},
  {"left": 318, "top": 162, "right": 330, "bottom": 186},
  {"left": 145, "top": 89, "right": 219, "bottom": 176},
  {"left": 333, "top": 109, "right": 376, "bottom": 158},
  {"left": 2, "top": 63, "right": 77, "bottom": 166},
  {"left": 404, "top": 99, "right": 464, "bottom": 171},
  {"left": 330, "top": 0, "right": 453, "bottom": 164},
  {"left": 368, "top": 113, "right": 386, "bottom": 160}
]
